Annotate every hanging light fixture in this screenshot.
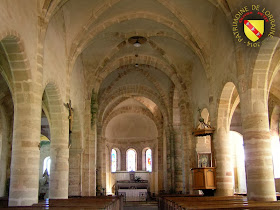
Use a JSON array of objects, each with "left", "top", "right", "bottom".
[
  {"left": 133, "top": 39, "right": 141, "bottom": 47},
  {"left": 128, "top": 36, "right": 147, "bottom": 68},
  {"left": 128, "top": 36, "right": 147, "bottom": 47},
  {"left": 135, "top": 54, "right": 139, "bottom": 68}
]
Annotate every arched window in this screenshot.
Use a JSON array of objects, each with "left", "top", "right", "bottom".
[
  {"left": 126, "top": 149, "right": 137, "bottom": 171},
  {"left": 111, "top": 149, "right": 117, "bottom": 172},
  {"left": 43, "top": 156, "right": 51, "bottom": 175},
  {"left": 145, "top": 149, "right": 152, "bottom": 172}
]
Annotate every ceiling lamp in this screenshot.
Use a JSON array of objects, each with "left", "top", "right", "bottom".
[
  {"left": 128, "top": 36, "right": 147, "bottom": 48},
  {"left": 134, "top": 40, "right": 141, "bottom": 47}
]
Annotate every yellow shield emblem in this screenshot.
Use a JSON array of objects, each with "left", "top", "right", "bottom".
[{"left": 244, "top": 20, "right": 264, "bottom": 42}]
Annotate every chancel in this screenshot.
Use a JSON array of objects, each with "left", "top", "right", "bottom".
[
  {"left": 0, "top": 0, "right": 280, "bottom": 209},
  {"left": 115, "top": 172, "right": 149, "bottom": 201}
]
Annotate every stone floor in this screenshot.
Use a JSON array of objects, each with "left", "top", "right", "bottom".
[{"left": 124, "top": 201, "right": 158, "bottom": 210}]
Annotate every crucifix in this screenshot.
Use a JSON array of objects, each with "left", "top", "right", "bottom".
[
  {"left": 65, "top": 100, "right": 74, "bottom": 148},
  {"left": 65, "top": 99, "right": 74, "bottom": 133}
]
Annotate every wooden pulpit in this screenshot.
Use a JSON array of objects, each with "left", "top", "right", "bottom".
[{"left": 191, "top": 167, "right": 216, "bottom": 190}]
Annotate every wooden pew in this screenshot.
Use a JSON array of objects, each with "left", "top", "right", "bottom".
[
  {"left": 31, "top": 196, "right": 123, "bottom": 210},
  {"left": 159, "top": 195, "right": 280, "bottom": 210}
]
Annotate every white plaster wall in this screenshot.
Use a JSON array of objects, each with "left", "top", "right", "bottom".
[
  {"left": 61, "top": 0, "right": 102, "bottom": 51},
  {"left": 191, "top": 59, "right": 209, "bottom": 125},
  {"left": 43, "top": 9, "right": 67, "bottom": 101},
  {"left": 172, "top": 0, "right": 216, "bottom": 49},
  {"left": 70, "top": 56, "right": 86, "bottom": 148},
  {"left": 105, "top": 113, "right": 157, "bottom": 140},
  {"left": 113, "top": 72, "right": 157, "bottom": 91},
  {"left": 208, "top": 7, "right": 238, "bottom": 102}
]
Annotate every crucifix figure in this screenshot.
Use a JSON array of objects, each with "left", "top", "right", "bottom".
[
  {"left": 65, "top": 99, "right": 74, "bottom": 133},
  {"left": 65, "top": 100, "right": 74, "bottom": 148}
]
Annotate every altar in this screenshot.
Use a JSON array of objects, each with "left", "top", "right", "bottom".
[
  {"left": 115, "top": 180, "right": 149, "bottom": 190},
  {"left": 113, "top": 171, "right": 150, "bottom": 201},
  {"left": 118, "top": 189, "right": 147, "bottom": 201}
]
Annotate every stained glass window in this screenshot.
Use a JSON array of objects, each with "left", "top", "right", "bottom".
[
  {"left": 146, "top": 149, "right": 152, "bottom": 172},
  {"left": 127, "top": 149, "right": 136, "bottom": 171},
  {"left": 43, "top": 156, "right": 51, "bottom": 175},
  {"left": 111, "top": 149, "right": 117, "bottom": 172}
]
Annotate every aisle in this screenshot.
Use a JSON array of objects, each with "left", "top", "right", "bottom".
[{"left": 124, "top": 201, "right": 158, "bottom": 210}]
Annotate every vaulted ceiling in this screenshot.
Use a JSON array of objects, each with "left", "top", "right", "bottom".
[{"left": 41, "top": 0, "right": 280, "bottom": 135}]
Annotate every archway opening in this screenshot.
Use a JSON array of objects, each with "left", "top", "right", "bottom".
[
  {"left": 101, "top": 96, "right": 159, "bottom": 195},
  {"left": 41, "top": 83, "right": 69, "bottom": 199},
  {"left": 229, "top": 103, "right": 246, "bottom": 194},
  {"left": 268, "top": 62, "right": 280, "bottom": 192},
  {"left": 216, "top": 82, "right": 240, "bottom": 196},
  {"left": 38, "top": 110, "right": 51, "bottom": 200},
  {"left": 229, "top": 131, "right": 246, "bottom": 194}
]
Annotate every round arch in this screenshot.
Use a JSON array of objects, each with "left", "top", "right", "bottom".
[
  {"left": 250, "top": 37, "right": 280, "bottom": 102},
  {"left": 0, "top": 32, "right": 41, "bottom": 206},
  {"left": 217, "top": 82, "right": 239, "bottom": 131},
  {"left": 93, "top": 56, "right": 190, "bottom": 99},
  {"left": 0, "top": 33, "right": 33, "bottom": 103},
  {"left": 99, "top": 66, "right": 169, "bottom": 108},
  {"left": 42, "top": 82, "right": 69, "bottom": 199},
  {"left": 214, "top": 81, "right": 240, "bottom": 196},
  {"left": 98, "top": 85, "right": 169, "bottom": 125}
]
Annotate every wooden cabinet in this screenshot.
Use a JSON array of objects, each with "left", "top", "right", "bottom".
[{"left": 191, "top": 167, "right": 216, "bottom": 190}]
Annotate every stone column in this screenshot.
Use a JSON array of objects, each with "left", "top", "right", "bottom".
[
  {"left": 49, "top": 111, "right": 69, "bottom": 199},
  {"left": 179, "top": 104, "right": 195, "bottom": 194},
  {"left": 241, "top": 96, "right": 276, "bottom": 201},
  {"left": 157, "top": 135, "right": 164, "bottom": 193},
  {"left": 9, "top": 97, "right": 41, "bottom": 206},
  {"left": 184, "top": 129, "right": 196, "bottom": 194},
  {"left": 137, "top": 148, "right": 142, "bottom": 171},
  {"left": 162, "top": 129, "right": 168, "bottom": 192},
  {"left": 166, "top": 127, "right": 175, "bottom": 192},
  {"left": 69, "top": 148, "right": 83, "bottom": 196},
  {"left": 213, "top": 127, "right": 234, "bottom": 196},
  {"left": 0, "top": 105, "right": 10, "bottom": 197},
  {"left": 153, "top": 143, "right": 159, "bottom": 194},
  {"left": 88, "top": 126, "right": 96, "bottom": 196},
  {"left": 81, "top": 99, "right": 96, "bottom": 196},
  {"left": 96, "top": 132, "right": 106, "bottom": 192},
  {"left": 173, "top": 124, "right": 183, "bottom": 193},
  {"left": 121, "top": 148, "right": 126, "bottom": 171}
]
